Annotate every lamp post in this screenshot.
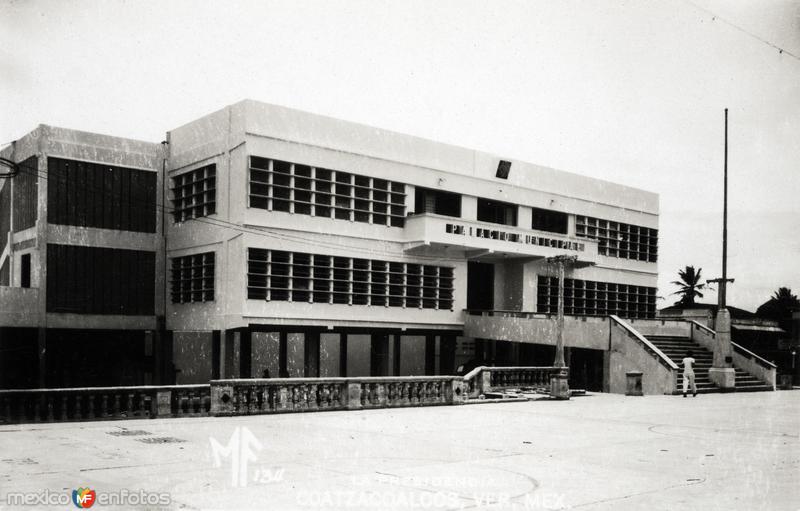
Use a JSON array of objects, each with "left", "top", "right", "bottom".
[
  {"left": 546, "top": 254, "right": 577, "bottom": 399},
  {"left": 708, "top": 108, "right": 736, "bottom": 390}
]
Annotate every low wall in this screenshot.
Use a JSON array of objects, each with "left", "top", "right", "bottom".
[
  {"left": 210, "top": 376, "right": 466, "bottom": 416},
  {"left": 463, "top": 366, "right": 562, "bottom": 398},
  {"left": 464, "top": 312, "right": 609, "bottom": 350},
  {"left": 608, "top": 316, "right": 677, "bottom": 395},
  {"left": 0, "top": 287, "right": 39, "bottom": 327},
  {"left": 690, "top": 321, "right": 776, "bottom": 390},
  {"left": 0, "top": 384, "right": 210, "bottom": 424},
  {"left": 624, "top": 318, "right": 691, "bottom": 338}
]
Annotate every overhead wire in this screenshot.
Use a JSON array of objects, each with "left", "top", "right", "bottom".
[{"left": 682, "top": 0, "right": 800, "bottom": 62}]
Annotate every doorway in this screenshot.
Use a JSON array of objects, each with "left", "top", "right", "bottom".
[{"left": 467, "top": 262, "right": 494, "bottom": 311}]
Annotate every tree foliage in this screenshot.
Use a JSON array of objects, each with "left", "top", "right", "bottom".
[
  {"left": 756, "top": 287, "right": 799, "bottom": 330},
  {"left": 671, "top": 266, "right": 707, "bottom": 306}
]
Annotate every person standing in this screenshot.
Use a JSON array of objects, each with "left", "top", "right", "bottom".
[{"left": 682, "top": 350, "right": 697, "bottom": 397}]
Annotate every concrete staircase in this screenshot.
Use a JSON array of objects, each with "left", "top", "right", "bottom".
[{"left": 647, "top": 335, "right": 773, "bottom": 394}]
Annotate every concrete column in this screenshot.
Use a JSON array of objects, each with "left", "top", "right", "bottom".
[
  {"left": 518, "top": 206, "right": 532, "bottom": 230},
  {"left": 37, "top": 327, "right": 46, "bottom": 388},
  {"left": 709, "top": 308, "right": 736, "bottom": 390},
  {"left": 461, "top": 196, "right": 478, "bottom": 221}
]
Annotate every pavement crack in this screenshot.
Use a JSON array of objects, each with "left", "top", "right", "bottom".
[{"left": 562, "top": 477, "right": 707, "bottom": 509}]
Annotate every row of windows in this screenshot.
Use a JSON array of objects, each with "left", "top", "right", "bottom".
[
  {"left": 413, "top": 187, "right": 461, "bottom": 218},
  {"left": 172, "top": 164, "right": 216, "bottom": 222},
  {"left": 165, "top": 158, "right": 657, "bottom": 269},
  {"left": 477, "top": 198, "right": 517, "bottom": 226},
  {"left": 48, "top": 157, "right": 157, "bottom": 233},
  {"left": 170, "top": 252, "right": 215, "bottom": 303},
  {"left": 247, "top": 249, "right": 454, "bottom": 310},
  {"left": 46, "top": 244, "right": 155, "bottom": 315},
  {"left": 249, "top": 157, "right": 407, "bottom": 227},
  {"left": 537, "top": 275, "right": 656, "bottom": 319},
  {"left": 531, "top": 207, "right": 568, "bottom": 234},
  {"left": 575, "top": 216, "right": 658, "bottom": 262}
]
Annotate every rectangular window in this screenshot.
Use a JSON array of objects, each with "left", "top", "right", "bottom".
[
  {"left": 0, "top": 258, "right": 8, "bottom": 287},
  {"left": 171, "top": 164, "right": 217, "bottom": 222},
  {"left": 477, "top": 198, "right": 517, "bottom": 226},
  {"left": 47, "top": 157, "right": 156, "bottom": 233},
  {"left": 531, "top": 207, "right": 568, "bottom": 234},
  {"left": 536, "top": 275, "right": 656, "bottom": 319},
  {"left": 248, "top": 157, "right": 407, "bottom": 227},
  {"left": 0, "top": 180, "right": 9, "bottom": 256},
  {"left": 575, "top": 215, "right": 658, "bottom": 262},
  {"left": 247, "top": 248, "right": 454, "bottom": 310},
  {"left": 414, "top": 187, "right": 461, "bottom": 218},
  {"left": 13, "top": 156, "right": 38, "bottom": 232},
  {"left": 170, "top": 252, "right": 215, "bottom": 303},
  {"left": 20, "top": 253, "right": 31, "bottom": 288},
  {"left": 46, "top": 244, "right": 155, "bottom": 315}
]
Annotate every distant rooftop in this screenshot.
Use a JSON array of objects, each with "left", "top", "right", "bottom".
[{"left": 659, "top": 303, "right": 756, "bottom": 320}]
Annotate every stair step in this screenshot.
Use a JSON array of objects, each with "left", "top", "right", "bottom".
[{"left": 646, "top": 334, "right": 773, "bottom": 393}]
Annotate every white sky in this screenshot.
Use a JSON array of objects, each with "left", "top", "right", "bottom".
[{"left": 1, "top": 0, "right": 798, "bottom": 312}]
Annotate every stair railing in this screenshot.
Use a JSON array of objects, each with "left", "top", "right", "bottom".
[
  {"left": 609, "top": 315, "right": 678, "bottom": 394},
  {"left": 462, "top": 366, "right": 563, "bottom": 398},
  {"left": 688, "top": 320, "right": 776, "bottom": 390},
  {"left": 610, "top": 315, "right": 678, "bottom": 371}
]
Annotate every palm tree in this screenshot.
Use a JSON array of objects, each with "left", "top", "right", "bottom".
[
  {"left": 756, "top": 287, "right": 799, "bottom": 331},
  {"left": 671, "top": 266, "right": 708, "bottom": 306}
]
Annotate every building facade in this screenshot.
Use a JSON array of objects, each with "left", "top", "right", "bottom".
[{"left": 0, "top": 100, "right": 659, "bottom": 391}]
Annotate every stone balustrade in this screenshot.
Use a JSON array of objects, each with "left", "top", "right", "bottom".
[
  {"left": 462, "top": 366, "right": 563, "bottom": 398},
  {"left": 0, "top": 384, "right": 210, "bottom": 424},
  {"left": 1, "top": 368, "right": 565, "bottom": 424},
  {"left": 210, "top": 376, "right": 466, "bottom": 417}
]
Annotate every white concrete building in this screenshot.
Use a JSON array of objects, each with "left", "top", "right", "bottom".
[{"left": 0, "top": 100, "right": 661, "bottom": 392}]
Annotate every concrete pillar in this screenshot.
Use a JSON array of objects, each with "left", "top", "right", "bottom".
[
  {"left": 518, "top": 206, "right": 532, "bottom": 231},
  {"left": 461, "top": 196, "right": 478, "bottom": 221},
  {"left": 550, "top": 370, "right": 570, "bottom": 400},
  {"left": 37, "top": 327, "right": 46, "bottom": 388},
  {"left": 709, "top": 308, "right": 736, "bottom": 390}
]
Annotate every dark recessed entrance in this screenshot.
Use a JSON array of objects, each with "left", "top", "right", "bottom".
[{"left": 467, "top": 262, "right": 494, "bottom": 311}]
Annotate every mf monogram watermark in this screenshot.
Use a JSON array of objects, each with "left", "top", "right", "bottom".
[{"left": 209, "top": 426, "right": 284, "bottom": 487}]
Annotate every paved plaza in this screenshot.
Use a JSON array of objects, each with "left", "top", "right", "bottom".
[{"left": 0, "top": 391, "right": 798, "bottom": 510}]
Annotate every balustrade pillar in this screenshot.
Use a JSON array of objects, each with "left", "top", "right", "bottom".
[
  {"left": 155, "top": 389, "right": 171, "bottom": 418},
  {"left": 346, "top": 383, "right": 362, "bottom": 410}
]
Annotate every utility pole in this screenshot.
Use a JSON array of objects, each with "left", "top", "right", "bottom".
[
  {"left": 546, "top": 254, "right": 577, "bottom": 399},
  {"left": 708, "top": 108, "right": 736, "bottom": 390}
]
